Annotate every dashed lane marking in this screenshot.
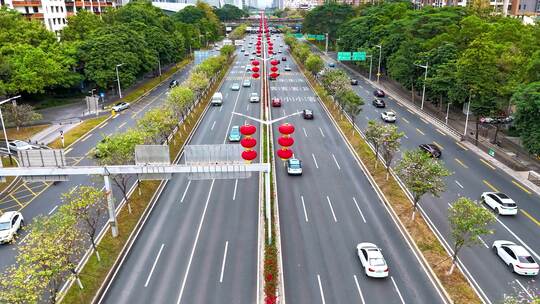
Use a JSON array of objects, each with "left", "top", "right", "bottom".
[
  {"left": 520, "top": 210, "right": 540, "bottom": 227},
  {"left": 512, "top": 180, "right": 532, "bottom": 195},
  {"left": 480, "top": 159, "right": 496, "bottom": 170},
  {"left": 483, "top": 180, "right": 499, "bottom": 192}
]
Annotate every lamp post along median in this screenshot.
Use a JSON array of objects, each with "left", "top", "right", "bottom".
[
  {"left": 115, "top": 63, "right": 124, "bottom": 99},
  {"left": 366, "top": 55, "right": 373, "bottom": 81},
  {"left": 376, "top": 45, "right": 382, "bottom": 83},
  {"left": 415, "top": 62, "right": 429, "bottom": 110},
  {"left": 0, "top": 95, "right": 21, "bottom": 164}
]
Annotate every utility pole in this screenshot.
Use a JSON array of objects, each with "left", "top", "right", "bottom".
[
  {"left": 366, "top": 55, "right": 373, "bottom": 81},
  {"left": 376, "top": 44, "right": 382, "bottom": 83},
  {"left": 415, "top": 61, "right": 429, "bottom": 110},
  {"left": 463, "top": 93, "right": 471, "bottom": 138},
  {"left": 115, "top": 63, "right": 124, "bottom": 99},
  {"left": 325, "top": 32, "right": 329, "bottom": 55}
]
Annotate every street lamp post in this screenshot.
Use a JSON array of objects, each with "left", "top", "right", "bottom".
[
  {"left": 415, "top": 61, "right": 429, "bottom": 110},
  {"left": 158, "top": 59, "right": 162, "bottom": 78},
  {"left": 445, "top": 102, "right": 451, "bottom": 125},
  {"left": 463, "top": 93, "right": 471, "bottom": 138},
  {"left": 366, "top": 55, "right": 373, "bottom": 81},
  {"left": 325, "top": 32, "right": 329, "bottom": 55},
  {"left": 375, "top": 44, "right": 382, "bottom": 83},
  {"left": 115, "top": 63, "right": 124, "bottom": 99},
  {"left": 0, "top": 95, "right": 21, "bottom": 163}
]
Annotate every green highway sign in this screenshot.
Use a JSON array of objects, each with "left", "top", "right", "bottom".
[
  {"left": 352, "top": 51, "right": 366, "bottom": 61},
  {"left": 337, "top": 52, "right": 352, "bottom": 61},
  {"left": 307, "top": 34, "right": 325, "bottom": 41},
  {"left": 293, "top": 33, "right": 304, "bottom": 38}
]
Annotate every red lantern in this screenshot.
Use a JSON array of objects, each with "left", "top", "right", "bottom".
[
  {"left": 278, "top": 123, "right": 295, "bottom": 135},
  {"left": 252, "top": 73, "right": 260, "bottom": 79},
  {"left": 256, "top": 46, "right": 261, "bottom": 51},
  {"left": 269, "top": 72, "right": 280, "bottom": 79},
  {"left": 277, "top": 148, "right": 293, "bottom": 160},
  {"left": 270, "top": 66, "right": 278, "bottom": 72},
  {"left": 278, "top": 136, "right": 294, "bottom": 147},
  {"left": 251, "top": 60, "right": 260, "bottom": 66},
  {"left": 251, "top": 66, "right": 260, "bottom": 72},
  {"left": 241, "top": 137, "right": 257, "bottom": 149},
  {"left": 270, "top": 60, "right": 279, "bottom": 66},
  {"left": 242, "top": 150, "right": 258, "bottom": 162},
  {"left": 240, "top": 124, "right": 256, "bottom": 136},
  {"left": 268, "top": 46, "right": 273, "bottom": 51}
]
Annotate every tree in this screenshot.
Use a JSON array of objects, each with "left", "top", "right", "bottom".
[
  {"left": 137, "top": 108, "right": 177, "bottom": 144},
  {"left": 447, "top": 197, "right": 495, "bottom": 274},
  {"left": 512, "top": 82, "right": 540, "bottom": 156},
  {"left": 60, "top": 10, "right": 104, "bottom": 42},
  {"left": 379, "top": 125, "right": 404, "bottom": 180},
  {"left": 214, "top": 4, "right": 247, "bottom": 21},
  {"left": 220, "top": 45, "right": 236, "bottom": 58},
  {"left": 0, "top": 264, "right": 45, "bottom": 304},
  {"left": 302, "top": 3, "right": 356, "bottom": 43},
  {"left": 396, "top": 149, "right": 451, "bottom": 219},
  {"left": 3, "top": 103, "right": 42, "bottom": 131},
  {"left": 339, "top": 89, "right": 364, "bottom": 125},
  {"left": 321, "top": 69, "right": 350, "bottom": 99},
  {"left": 167, "top": 86, "right": 194, "bottom": 121},
  {"left": 305, "top": 54, "right": 324, "bottom": 75},
  {"left": 61, "top": 186, "right": 108, "bottom": 263},
  {"left": 365, "top": 120, "right": 385, "bottom": 165},
  {"left": 186, "top": 71, "right": 209, "bottom": 97}
]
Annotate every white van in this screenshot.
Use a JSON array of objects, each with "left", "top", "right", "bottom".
[{"left": 211, "top": 92, "right": 223, "bottom": 106}]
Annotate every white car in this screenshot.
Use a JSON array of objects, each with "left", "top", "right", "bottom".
[
  {"left": 381, "top": 111, "right": 396, "bottom": 123},
  {"left": 243, "top": 79, "right": 251, "bottom": 87},
  {"left": 0, "top": 211, "right": 24, "bottom": 244},
  {"left": 356, "top": 242, "right": 389, "bottom": 278},
  {"left": 112, "top": 102, "right": 129, "bottom": 112},
  {"left": 8, "top": 140, "right": 38, "bottom": 152},
  {"left": 480, "top": 192, "right": 518, "bottom": 215},
  {"left": 249, "top": 93, "right": 260, "bottom": 103},
  {"left": 231, "top": 83, "right": 240, "bottom": 91},
  {"left": 286, "top": 158, "right": 302, "bottom": 175},
  {"left": 492, "top": 240, "right": 539, "bottom": 276}
]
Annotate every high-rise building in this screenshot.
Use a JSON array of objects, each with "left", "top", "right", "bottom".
[{"left": 417, "top": 0, "right": 540, "bottom": 16}]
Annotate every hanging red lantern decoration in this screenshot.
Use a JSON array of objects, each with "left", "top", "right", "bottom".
[
  {"left": 251, "top": 60, "right": 260, "bottom": 66},
  {"left": 241, "top": 137, "right": 257, "bottom": 149},
  {"left": 278, "top": 123, "right": 295, "bottom": 135},
  {"left": 240, "top": 124, "right": 256, "bottom": 136},
  {"left": 277, "top": 148, "right": 293, "bottom": 160},
  {"left": 251, "top": 66, "right": 260, "bottom": 72},
  {"left": 242, "top": 150, "right": 258, "bottom": 162},
  {"left": 278, "top": 136, "right": 294, "bottom": 147},
  {"left": 270, "top": 59, "right": 279, "bottom": 66},
  {"left": 252, "top": 73, "right": 260, "bottom": 79},
  {"left": 270, "top": 66, "right": 278, "bottom": 72},
  {"left": 268, "top": 46, "right": 273, "bottom": 51},
  {"left": 269, "top": 72, "right": 280, "bottom": 79}
]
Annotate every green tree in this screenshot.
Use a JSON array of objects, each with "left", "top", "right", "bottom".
[
  {"left": 512, "top": 82, "right": 540, "bottom": 155},
  {"left": 447, "top": 197, "right": 495, "bottom": 274},
  {"left": 220, "top": 45, "right": 236, "bottom": 57},
  {"left": 214, "top": 4, "right": 248, "bottom": 21},
  {"left": 302, "top": 3, "right": 356, "bottom": 43},
  {"left": 305, "top": 54, "right": 324, "bottom": 75},
  {"left": 137, "top": 108, "right": 177, "bottom": 144},
  {"left": 4, "top": 103, "right": 42, "bottom": 131},
  {"left": 167, "top": 86, "right": 194, "bottom": 121},
  {"left": 60, "top": 10, "right": 104, "bottom": 42},
  {"left": 0, "top": 264, "right": 45, "bottom": 304},
  {"left": 228, "top": 24, "right": 247, "bottom": 40},
  {"left": 379, "top": 125, "right": 404, "bottom": 180},
  {"left": 339, "top": 89, "right": 364, "bottom": 125},
  {"left": 321, "top": 69, "right": 350, "bottom": 99},
  {"left": 365, "top": 120, "right": 385, "bottom": 165},
  {"left": 396, "top": 149, "right": 451, "bottom": 219},
  {"left": 186, "top": 71, "right": 209, "bottom": 96}
]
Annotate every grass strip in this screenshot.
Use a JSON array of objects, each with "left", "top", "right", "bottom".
[
  {"left": 5, "top": 124, "right": 50, "bottom": 141},
  {"left": 293, "top": 51, "right": 481, "bottom": 304},
  {"left": 48, "top": 116, "right": 108, "bottom": 149}
]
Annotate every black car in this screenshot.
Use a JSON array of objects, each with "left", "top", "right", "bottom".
[
  {"left": 302, "top": 109, "right": 314, "bottom": 119},
  {"left": 169, "top": 79, "right": 179, "bottom": 88},
  {"left": 419, "top": 144, "right": 442, "bottom": 158},
  {"left": 281, "top": 57, "right": 287, "bottom": 61},
  {"left": 372, "top": 99, "right": 386, "bottom": 108},
  {"left": 328, "top": 62, "right": 335, "bottom": 67},
  {"left": 374, "top": 89, "right": 385, "bottom": 97},
  {"left": 350, "top": 79, "right": 359, "bottom": 85}
]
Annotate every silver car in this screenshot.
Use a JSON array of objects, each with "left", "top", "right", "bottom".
[{"left": 112, "top": 102, "right": 130, "bottom": 112}]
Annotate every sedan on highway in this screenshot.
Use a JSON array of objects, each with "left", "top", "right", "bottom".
[
  {"left": 250, "top": 93, "right": 260, "bottom": 103},
  {"left": 272, "top": 98, "right": 282, "bottom": 107},
  {"left": 492, "top": 240, "right": 539, "bottom": 276},
  {"left": 302, "top": 109, "right": 314, "bottom": 120},
  {"left": 0, "top": 211, "right": 23, "bottom": 244},
  {"left": 356, "top": 243, "right": 389, "bottom": 278},
  {"left": 281, "top": 57, "right": 287, "bottom": 61},
  {"left": 284, "top": 65, "right": 291, "bottom": 71},
  {"left": 372, "top": 99, "right": 386, "bottom": 108},
  {"left": 228, "top": 126, "right": 241, "bottom": 142},
  {"left": 374, "top": 89, "right": 385, "bottom": 97},
  {"left": 419, "top": 144, "right": 442, "bottom": 158},
  {"left": 381, "top": 111, "right": 396, "bottom": 123},
  {"left": 328, "top": 62, "right": 336, "bottom": 67},
  {"left": 286, "top": 158, "right": 302, "bottom": 175},
  {"left": 351, "top": 79, "right": 359, "bottom": 85},
  {"left": 169, "top": 79, "right": 179, "bottom": 88},
  {"left": 243, "top": 79, "right": 251, "bottom": 87},
  {"left": 480, "top": 192, "right": 518, "bottom": 215},
  {"left": 231, "top": 83, "right": 240, "bottom": 91},
  {"left": 112, "top": 102, "right": 130, "bottom": 112}
]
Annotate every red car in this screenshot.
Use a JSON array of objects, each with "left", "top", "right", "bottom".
[{"left": 272, "top": 98, "right": 282, "bottom": 107}]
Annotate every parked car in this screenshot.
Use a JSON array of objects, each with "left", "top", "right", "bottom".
[
  {"left": 7, "top": 140, "right": 38, "bottom": 152},
  {"left": 350, "top": 79, "right": 359, "bottom": 85},
  {"left": 302, "top": 109, "right": 314, "bottom": 120},
  {"left": 284, "top": 65, "right": 291, "bottom": 71},
  {"left": 286, "top": 158, "right": 302, "bottom": 175},
  {"left": 492, "top": 240, "right": 539, "bottom": 276},
  {"left": 373, "top": 89, "right": 385, "bottom": 97},
  {"left": 112, "top": 102, "right": 130, "bottom": 112},
  {"left": 0, "top": 211, "right": 24, "bottom": 244},
  {"left": 372, "top": 99, "right": 386, "bottom": 108},
  {"left": 228, "top": 126, "right": 241, "bottom": 142},
  {"left": 356, "top": 243, "right": 389, "bottom": 278},
  {"left": 250, "top": 93, "right": 260, "bottom": 103},
  {"left": 381, "top": 111, "right": 396, "bottom": 123},
  {"left": 231, "top": 83, "right": 240, "bottom": 91},
  {"left": 272, "top": 98, "right": 282, "bottom": 107},
  {"left": 481, "top": 192, "right": 518, "bottom": 215},
  {"left": 419, "top": 144, "right": 442, "bottom": 158},
  {"left": 169, "top": 79, "right": 179, "bottom": 88},
  {"left": 243, "top": 79, "right": 251, "bottom": 87}
]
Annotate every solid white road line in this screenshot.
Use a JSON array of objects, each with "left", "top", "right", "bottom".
[
  {"left": 219, "top": 241, "right": 229, "bottom": 283},
  {"left": 211, "top": 121, "right": 216, "bottom": 130},
  {"left": 301, "top": 195, "right": 309, "bottom": 222},
  {"left": 312, "top": 153, "right": 319, "bottom": 169},
  {"left": 99, "top": 122, "right": 109, "bottom": 129},
  {"left": 80, "top": 133, "right": 92, "bottom": 142},
  {"left": 65, "top": 148, "right": 73, "bottom": 154},
  {"left": 391, "top": 276, "right": 406, "bottom": 304},
  {"left": 246, "top": 104, "right": 249, "bottom": 111},
  {"left": 353, "top": 275, "right": 366, "bottom": 304},
  {"left": 69, "top": 185, "right": 79, "bottom": 194},
  {"left": 331, "top": 154, "right": 341, "bottom": 170},
  {"left": 118, "top": 122, "right": 127, "bottom": 129},
  {"left": 317, "top": 274, "right": 326, "bottom": 304},
  {"left": 176, "top": 179, "right": 215, "bottom": 304},
  {"left": 233, "top": 179, "right": 238, "bottom": 201},
  {"left": 455, "top": 180, "right": 464, "bottom": 189},
  {"left": 352, "top": 197, "right": 366, "bottom": 223},
  {"left": 180, "top": 180, "right": 191, "bottom": 203},
  {"left": 515, "top": 279, "right": 533, "bottom": 299},
  {"left": 48, "top": 205, "right": 58, "bottom": 215},
  {"left": 303, "top": 127, "right": 308, "bottom": 137},
  {"left": 144, "top": 243, "right": 165, "bottom": 287},
  {"left": 477, "top": 236, "right": 489, "bottom": 248},
  {"left": 326, "top": 196, "right": 338, "bottom": 222},
  {"left": 319, "top": 127, "right": 325, "bottom": 138}
]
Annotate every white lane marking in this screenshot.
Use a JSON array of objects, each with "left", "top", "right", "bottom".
[
  {"left": 326, "top": 196, "right": 338, "bottom": 222},
  {"left": 311, "top": 153, "right": 319, "bottom": 169},
  {"left": 219, "top": 241, "right": 229, "bottom": 283},
  {"left": 48, "top": 205, "right": 58, "bottom": 215},
  {"left": 455, "top": 180, "right": 464, "bottom": 189},
  {"left": 180, "top": 180, "right": 191, "bottom": 203},
  {"left": 477, "top": 236, "right": 489, "bottom": 248},
  {"left": 80, "top": 133, "right": 92, "bottom": 142},
  {"left": 176, "top": 179, "right": 215, "bottom": 304},
  {"left": 69, "top": 185, "right": 79, "bottom": 194},
  {"left": 352, "top": 197, "right": 366, "bottom": 223},
  {"left": 99, "top": 122, "right": 109, "bottom": 129},
  {"left": 118, "top": 122, "right": 127, "bottom": 129},
  {"left": 332, "top": 154, "right": 341, "bottom": 170},
  {"left": 515, "top": 279, "right": 533, "bottom": 299},
  {"left": 219, "top": 104, "right": 223, "bottom": 112},
  {"left": 301, "top": 195, "right": 309, "bottom": 222},
  {"left": 233, "top": 179, "right": 238, "bottom": 201},
  {"left": 112, "top": 114, "right": 120, "bottom": 119},
  {"left": 303, "top": 127, "right": 308, "bottom": 137},
  {"left": 317, "top": 274, "right": 326, "bottom": 304},
  {"left": 495, "top": 214, "right": 540, "bottom": 261},
  {"left": 403, "top": 134, "right": 409, "bottom": 139},
  {"left": 144, "top": 243, "right": 165, "bottom": 287},
  {"left": 282, "top": 109, "right": 286, "bottom": 116},
  {"left": 391, "top": 276, "right": 406, "bottom": 304},
  {"left": 319, "top": 127, "right": 325, "bottom": 138},
  {"left": 65, "top": 148, "right": 73, "bottom": 154},
  {"left": 353, "top": 275, "right": 366, "bottom": 304},
  {"left": 246, "top": 104, "right": 249, "bottom": 111},
  {"left": 211, "top": 121, "right": 216, "bottom": 130}
]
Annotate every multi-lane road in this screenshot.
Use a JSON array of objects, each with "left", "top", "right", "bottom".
[{"left": 313, "top": 46, "right": 540, "bottom": 302}]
